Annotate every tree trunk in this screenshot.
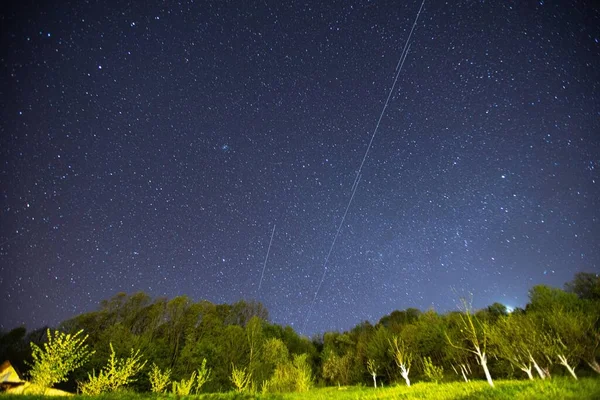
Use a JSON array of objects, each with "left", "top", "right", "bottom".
[
  {"left": 460, "top": 364, "right": 469, "bottom": 382},
  {"left": 400, "top": 365, "right": 411, "bottom": 387},
  {"left": 372, "top": 374, "right": 377, "bottom": 388},
  {"left": 402, "top": 374, "right": 411, "bottom": 387},
  {"left": 520, "top": 366, "right": 534, "bottom": 380},
  {"left": 542, "top": 367, "right": 551, "bottom": 378},
  {"left": 530, "top": 354, "right": 546, "bottom": 379},
  {"left": 587, "top": 359, "right": 600, "bottom": 374},
  {"left": 480, "top": 353, "right": 494, "bottom": 388},
  {"left": 482, "top": 361, "right": 494, "bottom": 387},
  {"left": 558, "top": 354, "right": 578, "bottom": 380}
]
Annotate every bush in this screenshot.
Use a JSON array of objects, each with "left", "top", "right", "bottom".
[
  {"left": 293, "top": 353, "right": 313, "bottom": 392},
  {"left": 148, "top": 363, "right": 171, "bottom": 393},
  {"left": 28, "top": 329, "right": 94, "bottom": 390},
  {"left": 265, "top": 353, "right": 313, "bottom": 393},
  {"left": 422, "top": 356, "right": 444, "bottom": 383},
  {"left": 79, "top": 343, "right": 146, "bottom": 394},
  {"left": 230, "top": 364, "right": 252, "bottom": 393},
  {"left": 268, "top": 362, "right": 296, "bottom": 393},
  {"left": 172, "top": 371, "right": 196, "bottom": 395},
  {"left": 195, "top": 358, "right": 212, "bottom": 393}
]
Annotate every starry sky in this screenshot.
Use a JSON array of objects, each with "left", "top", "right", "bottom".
[{"left": 1, "top": 0, "right": 599, "bottom": 336}]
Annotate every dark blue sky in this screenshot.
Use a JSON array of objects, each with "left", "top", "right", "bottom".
[{"left": 1, "top": 0, "right": 599, "bottom": 336}]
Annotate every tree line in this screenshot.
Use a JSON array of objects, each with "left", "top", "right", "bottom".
[{"left": 0, "top": 272, "right": 598, "bottom": 394}]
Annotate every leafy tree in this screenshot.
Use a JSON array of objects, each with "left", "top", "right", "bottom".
[
  {"left": 477, "top": 303, "right": 508, "bottom": 323},
  {"left": 399, "top": 314, "right": 445, "bottom": 381},
  {"left": 526, "top": 284, "right": 598, "bottom": 378},
  {"left": 412, "top": 310, "right": 447, "bottom": 364},
  {"left": 281, "top": 325, "right": 317, "bottom": 358},
  {"left": 366, "top": 325, "right": 394, "bottom": 382},
  {"left": 565, "top": 272, "right": 600, "bottom": 301},
  {"left": 226, "top": 300, "right": 269, "bottom": 327},
  {"left": 445, "top": 300, "right": 494, "bottom": 387},
  {"left": 162, "top": 296, "right": 194, "bottom": 368},
  {"left": 28, "top": 329, "right": 94, "bottom": 390},
  {"left": 292, "top": 353, "right": 313, "bottom": 392},
  {"left": 245, "top": 316, "right": 265, "bottom": 385},
  {"left": 580, "top": 320, "right": 600, "bottom": 374},
  {"left": 222, "top": 325, "right": 250, "bottom": 374},
  {"left": 350, "top": 321, "right": 373, "bottom": 383},
  {"left": 543, "top": 307, "right": 594, "bottom": 379},
  {"left": 378, "top": 308, "right": 420, "bottom": 332},
  {"left": 321, "top": 349, "right": 353, "bottom": 386},
  {"left": 389, "top": 336, "right": 412, "bottom": 386},
  {"left": 175, "top": 302, "right": 220, "bottom": 376},
  {"left": 489, "top": 313, "right": 543, "bottom": 380},
  {"left": 320, "top": 331, "right": 357, "bottom": 385},
  {"left": 266, "top": 359, "right": 295, "bottom": 392},
  {"left": 527, "top": 285, "right": 581, "bottom": 313},
  {"left": 266, "top": 352, "right": 313, "bottom": 393},
  {"left": 366, "top": 359, "right": 378, "bottom": 388},
  {"left": 263, "top": 337, "right": 289, "bottom": 368}
]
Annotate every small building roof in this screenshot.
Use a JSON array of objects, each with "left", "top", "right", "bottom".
[{"left": 0, "top": 361, "right": 24, "bottom": 383}]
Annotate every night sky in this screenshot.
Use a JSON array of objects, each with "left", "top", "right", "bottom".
[{"left": 1, "top": 0, "right": 599, "bottom": 337}]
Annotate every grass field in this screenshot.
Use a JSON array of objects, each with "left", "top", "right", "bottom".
[{"left": 2, "top": 378, "right": 600, "bottom": 399}]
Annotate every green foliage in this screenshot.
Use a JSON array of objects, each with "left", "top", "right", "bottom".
[
  {"left": 267, "top": 360, "right": 296, "bottom": 393},
  {"left": 565, "top": 272, "right": 600, "bottom": 301},
  {"left": 292, "top": 353, "right": 313, "bottom": 392},
  {"left": 230, "top": 363, "right": 252, "bottom": 393},
  {"left": 148, "top": 363, "right": 171, "bottom": 393},
  {"left": 422, "top": 356, "right": 444, "bottom": 383},
  {"left": 263, "top": 352, "right": 312, "bottom": 393},
  {"left": 322, "top": 350, "right": 353, "bottom": 386},
  {"left": 27, "top": 329, "right": 94, "bottom": 389},
  {"left": 263, "top": 337, "right": 290, "bottom": 368},
  {"left": 79, "top": 343, "right": 147, "bottom": 394},
  {"left": 389, "top": 336, "right": 412, "bottom": 373},
  {"left": 10, "top": 271, "right": 599, "bottom": 394},
  {"left": 366, "top": 359, "right": 378, "bottom": 388},
  {"left": 528, "top": 285, "right": 581, "bottom": 312},
  {"left": 445, "top": 298, "right": 494, "bottom": 387},
  {"left": 378, "top": 308, "right": 421, "bottom": 330},
  {"left": 168, "top": 358, "right": 212, "bottom": 395},
  {"left": 542, "top": 307, "right": 594, "bottom": 378},
  {"left": 172, "top": 370, "right": 196, "bottom": 395},
  {"left": 366, "top": 325, "right": 393, "bottom": 382},
  {"left": 366, "top": 358, "right": 377, "bottom": 376},
  {"left": 489, "top": 314, "right": 539, "bottom": 379},
  {"left": 195, "top": 358, "right": 212, "bottom": 392}
]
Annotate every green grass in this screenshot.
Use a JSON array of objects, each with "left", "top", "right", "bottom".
[
  {"left": 2, "top": 378, "right": 599, "bottom": 400},
  {"left": 282, "top": 378, "right": 600, "bottom": 400}
]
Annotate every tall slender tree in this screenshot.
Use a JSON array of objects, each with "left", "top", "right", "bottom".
[{"left": 445, "top": 299, "right": 494, "bottom": 387}]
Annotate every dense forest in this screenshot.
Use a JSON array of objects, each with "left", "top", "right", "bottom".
[{"left": 1, "top": 272, "right": 599, "bottom": 394}]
